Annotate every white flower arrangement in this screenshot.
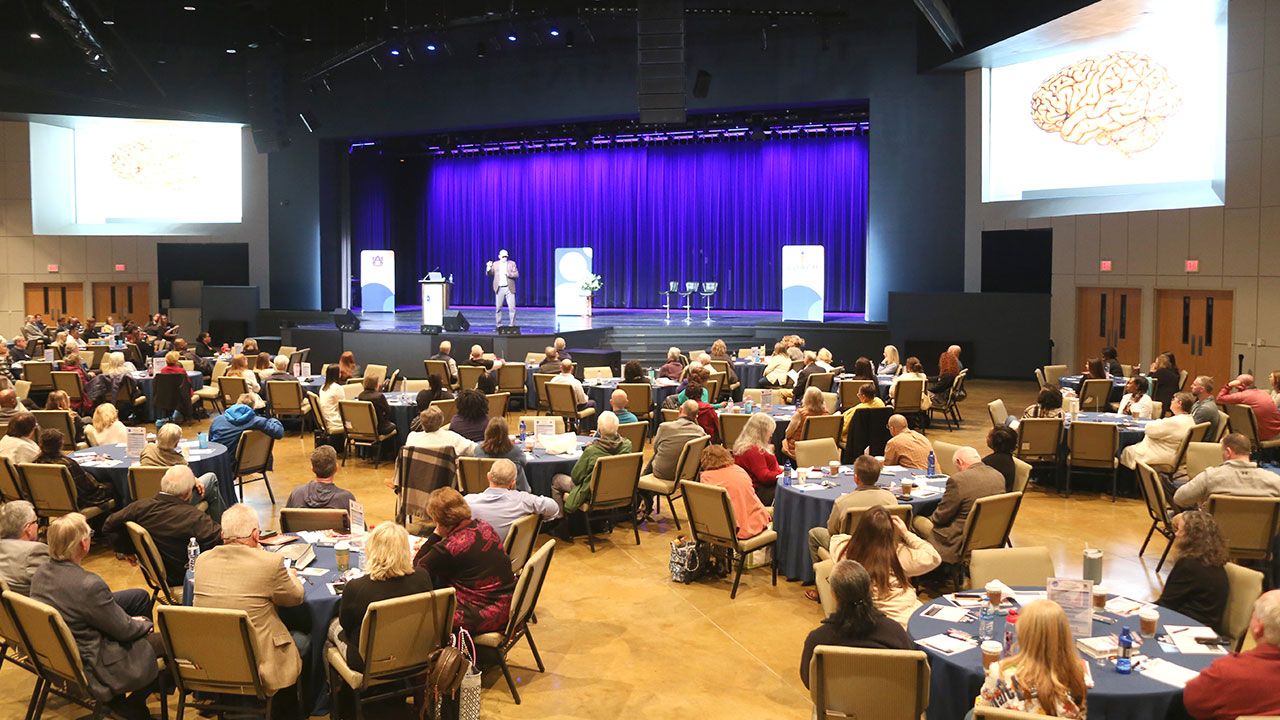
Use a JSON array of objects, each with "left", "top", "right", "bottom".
[{"left": 580, "top": 274, "right": 603, "bottom": 293}]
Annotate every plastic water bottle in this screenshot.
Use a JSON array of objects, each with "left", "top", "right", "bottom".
[
  {"left": 782, "top": 459, "right": 793, "bottom": 486},
  {"left": 1116, "top": 626, "right": 1134, "bottom": 674},
  {"left": 518, "top": 420, "right": 527, "bottom": 443},
  {"left": 744, "top": 396, "right": 754, "bottom": 414},
  {"left": 187, "top": 537, "right": 200, "bottom": 571},
  {"left": 978, "top": 601, "right": 997, "bottom": 642},
  {"left": 927, "top": 450, "right": 936, "bottom": 477},
  {"left": 1003, "top": 607, "right": 1019, "bottom": 657},
  {"left": 752, "top": 347, "right": 760, "bottom": 363}
]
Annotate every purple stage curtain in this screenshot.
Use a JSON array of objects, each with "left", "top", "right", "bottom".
[{"left": 349, "top": 135, "right": 868, "bottom": 312}]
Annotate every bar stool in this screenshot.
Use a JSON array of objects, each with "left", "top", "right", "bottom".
[
  {"left": 661, "top": 281, "right": 680, "bottom": 321},
  {"left": 679, "top": 282, "right": 700, "bottom": 324},
  {"left": 698, "top": 282, "right": 718, "bottom": 324}
]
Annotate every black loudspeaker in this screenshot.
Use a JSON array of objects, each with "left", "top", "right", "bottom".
[
  {"left": 420, "top": 325, "right": 442, "bottom": 335},
  {"left": 637, "top": 0, "right": 686, "bottom": 124},
  {"left": 442, "top": 311, "right": 469, "bottom": 332},
  {"left": 332, "top": 308, "right": 359, "bottom": 332},
  {"left": 692, "top": 69, "right": 711, "bottom": 98},
  {"left": 247, "top": 49, "right": 291, "bottom": 153},
  {"left": 497, "top": 326, "right": 522, "bottom": 336}
]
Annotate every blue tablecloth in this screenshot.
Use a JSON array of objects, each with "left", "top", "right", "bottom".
[
  {"left": 132, "top": 371, "right": 205, "bottom": 422},
  {"left": 1060, "top": 375, "right": 1127, "bottom": 405},
  {"left": 773, "top": 466, "right": 947, "bottom": 583},
  {"left": 583, "top": 379, "right": 680, "bottom": 422},
  {"left": 733, "top": 361, "right": 766, "bottom": 388},
  {"left": 385, "top": 392, "right": 417, "bottom": 445},
  {"left": 1068, "top": 411, "right": 1151, "bottom": 453},
  {"left": 72, "top": 440, "right": 234, "bottom": 508},
  {"left": 908, "top": 588, "right": 1217, "bottom": 720},
  {"left": 522, "top": 435, "right": 593, "bottom": 496}
]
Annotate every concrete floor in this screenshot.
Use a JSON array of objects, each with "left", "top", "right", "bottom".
[{"left": 0, "top": 378, "right": 1174, "bottom": 720}]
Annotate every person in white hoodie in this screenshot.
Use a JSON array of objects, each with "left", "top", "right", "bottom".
[{"left": 1120, "top": 391, "right": 1197, "bottom": 470}]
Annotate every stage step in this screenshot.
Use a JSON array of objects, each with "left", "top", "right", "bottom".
[{"left": 583, "top": 325, "right": 761, "bottom": 366}]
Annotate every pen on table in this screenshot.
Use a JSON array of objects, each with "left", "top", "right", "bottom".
[{"left": 1092, "top": 613, "right": 1115, "bottom": 624}]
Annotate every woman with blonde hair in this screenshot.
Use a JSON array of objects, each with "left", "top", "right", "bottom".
[
  {"left": 44, "top": 390, "right": 86, "bottom": 444},
  {"left": 973, "top": 599, "right": 1088, "bottom": 717},
  {"left": 732, "top": 411, "right": 782, "bottom": 504},
  {"left": 783, "top": 386, "right": 829, "bottom": 459},
  {"left": 91, "top": 403, "right": 128, "bottom": 445},
  {"left": 1270, "top": 370, "right": 1280, "bottom": 406},
  {"left": 763, "top": 342, "right": 792, "bottom": 387},
  {"left": 227, "top": 353, "right": 265, "bottom": 409},
  {"left": 331, "top": 521, "right": 433, "bottom": 671},
  {"left": 877, "top": 345, "right": 900, "bottom": 376}
]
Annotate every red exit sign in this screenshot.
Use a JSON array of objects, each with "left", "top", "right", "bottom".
[
  {"left": 1099, "top": 260, "right": 1112, "bottom": 272},
  {"left": 115, "top": 263, "right": 126, "bottom": 272},
  {"left": 1185, "top": 259, "right": 1199, "bottom": 273},
  {"left": 46, "top": 264, "right": 58, "bottom": 272}
]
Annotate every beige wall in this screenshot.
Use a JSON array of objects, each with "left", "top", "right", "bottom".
[
  {"left": 0, "top": 120, "right": 270, "bottom": 339},
  {"left": 965, "top": 0, "right": 1280, "bottom": 379}
]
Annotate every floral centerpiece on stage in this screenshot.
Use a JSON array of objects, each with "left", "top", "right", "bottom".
[{"left": 580, "top": 274, "right": 603, "bottom": 316}]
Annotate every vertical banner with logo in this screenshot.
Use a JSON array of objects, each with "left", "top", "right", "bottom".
[
  {"left": 554, "top": 247, "right": 593, "bottom": 316},
  {"left": 781, "top": 245, "right": 825, "bottom": 322},
  {"left": 359, "top": 250, "right": 396, "bottom": 312}
]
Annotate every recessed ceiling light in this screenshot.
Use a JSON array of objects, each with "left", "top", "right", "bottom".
[
  {"left": 225, "top": 48, "right": 236, "bottom": 54},
  {"left": 29, "top": 32, "right": 41, "bottom": 39},
  {"left": 183, "top": 5, "right": 195, "bottom": 10},
  {"left": 507, "top": 34, "right": 517, "bottom": 42},
  {"left": 102, "top": 20, "right": 115, "bottom": 25},
  {"left": 549, "top": 29, "right": 560, "bottom": 37},
  {"left": 426, "top": 44, "right": 436, "bottom": 51}
]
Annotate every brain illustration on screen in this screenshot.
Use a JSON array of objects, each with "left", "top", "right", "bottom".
[
  {"left": 1030, "top": 51, "right": 1182, "bottom": 155},
  {"left": 109, "top": 137, "right": 198, "bottom": 187}
]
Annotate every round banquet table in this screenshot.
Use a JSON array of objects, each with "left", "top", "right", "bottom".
[
  {"left": 1067, "top": 411, "right": 1151, "bottom": 454},
  {"left": 583, "top": 378, "right": 680, "bottom": 420},
  {"left": 908, "top": 587, "right": 1219, "bottom": 720},
  {"left": 385, "top": 391, "right": 418, "bottom": 445},
  {"left": 1060, "top": 375, "right": 1127, "bottom": 405},
  {"left": 131, "top": 371, "right": 205, "bottom": 421},
  {"left": 733, "top": 360, "right": 766, "bottom": 388},
  {"left": 717, "top": 404, "right": 796, "bottom": 462},
  {"left": 521, "top": 435, "right": 594, "bottom": 497},
  {"left": 773, "top": 466, "right": 948, "bottom": 584},
  {"left": 71, "top": 439, "right": 234, "bottom": 508}
]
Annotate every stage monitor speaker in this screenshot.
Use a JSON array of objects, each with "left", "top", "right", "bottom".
[
  {"left": 420, "top": 325, "right": 442, "bottom": 335},
  {"left": 332, "top": 308, "right": 360, "bottom": 332},
  {"left": 442, "top": 311, "right": 470, "bottom": 332},
  {"left": 497, "top": 326, "right": 522, "bottom": 336}
]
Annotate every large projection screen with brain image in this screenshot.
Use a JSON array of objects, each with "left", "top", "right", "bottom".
[{"left": 982, "top": 0, "right": 1226, "bottom": 216}]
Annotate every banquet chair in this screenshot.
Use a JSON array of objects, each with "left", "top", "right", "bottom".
[
  {"left": 1223, "top": 562, "right": 1264, "bottom": 651},
  {"left": 618, "top": 383, "right": 653, "bottom": 421},
  {"left": 127, "top": 465, "right": 170, "bottom": 503},
  {"left": 13, "top": 380, "right": 30, "bottom": 402},
  {"left": 1207, "top": 494, "right": 1280, "bottom": 582},
  {"left": 457, "top": 457, "right": 499, "bottom": 495},
  {"left": 430, "top": 398, "right": 457, "bottom": 425},
  {"left": 821, "top": 392, "right": 838, "bottom": 415},
  {"left": 967, "top": 547, "right": 1055, "bottom": 590},
  {"left": 1078, "top": 378, "right": 1112, "bottom": 412},
  {"left": 679, "top": 281, "right": 700, "bottom": 323},
  {"left": 1150, "top": 401, "right": 1164, "bottom": 419},
  {"left": 838, "top": 504, "right": 912, "bottom": 537},
  {"left": 718, "top": 413, "right": 750, "bottom": 450},
  {"left": 21, "top": 362, "right": 54, "bottom": 393},
  {"left": 890, "top": 378, "right": 927, "bottom": 428},
  {"left": 50, "top": 371, "right": 85, "bottom": 408},
  {"left": 218, "top": 374, "right": 249, "bottom": 408},
  {"left": 546, "top": 382, "right": 596, "bottom": 434},
  {"left": 1183, "top": 441, "right": 1222, "bottom": 483},
  {"left": 339, "top": 401, "right": 397, "bottom": 469},
  {"left": 523, "top": 351, "right": 544, "bottom": 365},
  {"left": 698, "top": 282, "right": 718, "bottom": 323},
  {"left": 458, "top": 365, "right": 486, "bottom": 390},
  {"left": 267, "top": 381, "right": 308, "bottom": 438},
  {"left": 809, "top": 646, "right": 929, "bottom": 720},
  {"left": 1224, "top": 403, "right": 1280, "bottom": 455},
  {"left": 125, "top": 521, "right": 180, "bottom": 605},
  {"left": 844, "top": 407, "right": 894, "bottom": 464},
  {"left": 661, "top": 281, "right": 680, "bottom": 321},
  {"left": 497, "top": 363, "right": 529, "bottom": 410},
  {"left": 928, "top": 369, "right": 968, "bottom": 430},
  {"left": 18, "top": 463, "right": 114, "bottom": 524},
  {"left": 802, "top": 415, "right": 842, "bottom": 445},
  {"left": 233, "top": 429, "right": 277, "bottom": 502},
  {"left": 571, "top": 453, "right": 643, "bottom": 553},
  {"left": 1149, "top": 422, "right": 1209, "bottom": 476},
  {"left": 1033, "top": 368, "right": 1046, "bottom": 389},
  {"left": 280, "top": 508, "right": 350, "bottom": 533},
  {"left": 795, "top": 438, "right": 840, "bottom": 468},
  {"left": 519, "top": 415, "right": 565, "bottom": 434},
  {"left": 661, "top": 408, "right": 680, "bottom": 424},
  {"left": 400, "top": 379, "right": 430, "bottom": 393},
  {"left": 1064, "top": 421, "right": 1119, "bottom": 500},
  {"left": 839, "top": 380, "right": 876, "bottom": 411},
  {"left": 158, "top": 605, "right": 281, "bottom": 720},
  {"left": 383, "top": 369, "right": 401, "bottom": 392},
  {"left": 342, "top": 382, "right": 364, "bottom": 400},
  {"left": 31, "top": 411, "right": 83, "bottom": 451},
  {"left": 617, "top": 421, "right": 648, "bottom": 454},
  {"left": 475, "top": 541, "right": 556, "bottom": 704},
  {"left": 195, "top": 360, "right": 228, "bottom": 411},
  {"left": 583, "top": 366, "right": 613, "bottom": 380},
  {"left": 812, "top": 559, "right": 837, "bottom": 616},
  {"left": 1134, "top": 462, "right": 1177, "bottom": 571},
  {"left": 278, "top": 345, "right": 298, "bottom": 358},
  {"left": 363, "top": 363, "right": 388, "bottom": 389},
  {"left": 1011, "top": 456, "right": 1032, "bottom": 494},
  {"left": 930, "top": 440, "right": 962, "bottom": 476},
  {"left": 638, "top": 435, "right": 709, "bottom": 531},
  {"left": 486, "top": 392, "right": 511, "bottom": 419},
  {"left": 153, "top": 372, "right": 195, "bottom": 423},
  {"left": 806, "top": 372, "right": 835, "bottom": 394},
  {"left": 950, "top": 491, "right": 1023, "bottom": 588},
  {"left": 307, "top": 391, "right": 344, "bottom": 450},
  {"left": 1015, "top": 417, "right": 1062, "bottom": 467},
  {"left": 1041, "top": 365, "right": 1068, "bottom": 388},
  {"left": 0, "top": 586, "right": 43, "bottom": 720},
  {"left": 708, "top": 360, "right": 740, "bottom": 396},
  {"left": 532, "top": 373, "right": 556, "bottom": 413},
  {"left": 503, "top": 513, "right": 545, "bottom": 576},
  {"left": 987, "top": 399, "right": 1009, "bottom": 428},
  {"left": 705, "top": 372, "right": 726, "bottom": 403},
  {"left": 681, "top": 479, "right": 777, "bottom": 598},
  {"left": 0, "top": 458, "right": 26, "bottom": 503},
  {"left": 424, "top": 359, "right": 455, "bottom": 389}
]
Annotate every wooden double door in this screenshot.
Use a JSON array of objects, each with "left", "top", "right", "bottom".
[
  {"left": 24, "top": 283, "right": 85, "bottom": 322},
  {"left": 92, "top": 283, "right": 151, "bottom": 327},
  {"left": 1156, "top": 290, "right": 1233, "bottom": 387},
  {"left": 1077, "top": 288, "right": 1142, "bottom": 368}
]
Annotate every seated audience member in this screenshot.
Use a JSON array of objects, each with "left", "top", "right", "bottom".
[
  {"left": 889, "top": 357, "right": 931, "bottom": 410},
  {"left": 225, "top": 353, "right": 266, "bottom": 410},
  {"left": 192, "top": 503, "right": 307, "bottom": 706},
  {"left": 405, "top": 406, "right": 475, "bottom": 457},
  {"left": 265, "top": 354, "right": 299, "bottom": 383},
  {"left": 195, "top": 331, "right": 218, "bottom": 357},
  {"left": 34, "top": 428, "right": 117, "bottom": 514},
  {"left": 356, "top": 374, "right": 396, "bottom": 435},
  {"left": 732, "top": 412, "right": 782, "bottom": 505},
  {"left": 318, "top": 364, "right": 346, "bottom": 436},
  {"left": 1101, "top": 346, "right": 1123, "bottom": 377},
  {"left": 1182, "top": 589, "right": 1280, "bottom": 720},
  {"left": 0, "top": 388, "right": 24, "bottom": 424},
  {"left": 762, "top": 343, "right": 793, "bottom": 387},
  {"left": 537, "top": 346, "right": 561, "bottom": 374},
  {"left": 622, "top": 360, "right": 647, "bottom": 384},
  {"left": 949, "top": 344, "right": 964, "bottom": 371},
  {"left": 799, "top": 560, "right": 913, "bottom": 688},
  {"left": 0, "top": 412, "right": 40, "bottom": 464},
  {"left": 841, "top": 382, "right": 885, "bottom": 444},
  {"left": 31, "top": 513, "right": 161, "bottom": 720},
  {"left": 1117, "top": 376, "right": 1154, "bottom": 418},
  {"left": 286, "top": 445, "right": 357, "bottom": 510},
  {"left": 209, "top": 393, "right": 285, "bottom": 458},
  {"left": 1174, "top": 433, "right": 1280, "bottom": 508},
  {"left": 883, "top": 414, "right": 931, "bottom": 470},
  {"left": 416, "top": 374, "right": 454, "bottom": 413},
  {"left": 253, "top": 351, "right": 274, "bottom": 381},
  {"left": 1121, "top": 391, "right": 1196, "bottom": 469},
  {"left": 1156, "top": 510, "right": 1229, "bottom": 633},
  {"left": 549, "top": 359, "right": 594, "bottom": 411},
  {"left": 676, "top": 377, "right": 711, "bottom": 407},
  {"left": 553, "top": 337, "right": 571, "bottom": 362},
  {"left": 928, "top": 350, "right": 961, "bottom": 407},
  {"left": 91, "top": 403, "right": 130, "bottom": 445},
  {"left": 911, "top": 447, "right": 1004, "bottom": 563},
  {"left": 877, "top": 345, "right": 900, "bottom": 376},
  {"left": 709, "top": 339, "right": 739, "bottom": 385},
  {"left": 103, "top": 466, "right": 222, "bottom": 586},
  {"left": 807, "top": 455, "right": 896, "bottom": 566},
  {"left": 983, "top": 425, "right": 1019, "bottom": 492},
  {"left": 1023, "top": 385, "right": 1065, "bottom": 419},
  {"left": 793, "top": 351, "right": 822, "bottom": 392},
  {"left": 786, "top": 335, "right": 806, "bottom": 362},
  {"left": 849, "top": 357, "right": 875, "bottom": 380},
  {"left": 1149, "top": 353, "right": 1181, "bottom": 417},
  {"left": 1188, "top": 375, "right": 1221, "bottom": 439},
  {"left": 609, "top": 389, "right": 639, "bottom": 425},
  {"left": 831, "top": 506, "right": 940, "bottom": 627},
  {"left": 552, "top": 411, "right": 633, "bottom": 516},
  {"left": 1218, "top": 373, "right": 1280, "bottom": 441},
  {"left": 159, "top": 350, "right": 186, "bottom": 375},
  {"left": 474, "top": 417, "right": 530, "bottom": 492},
  {"left": 1081, "top": 356, "right": 1107, "bottom": 379},
  {"left": 0, "top": 345, "right": 14, "bottom": 385},
  {"left": 449, "top": 389, "right": 490, "bottom": 443},
  {"left": 466, "top": 458, "right": 559, "bottom": 542},
  {"left": 648, "top": 400, "right": 706, "bottom": 482},
  {"left": 173, "top": 338, "right": 210, "bottom": 375},
  {"left": 0, "top": 500, "right": 47, "bottom": 594},
  {"left": 338, "top": 350, "right": 359, "bottom": 382},
  {"left": 9, "top": 336, "right": 30, "bottom": 362},
  {"left": 464, "top": 344, "right": 493, "bottom": 369},
  {"left": 430, "top": 341, "right": 459, "bottom": 385},
  {"left": 698, "top": 444, "right": 770, "bottom": 539},
  {"left": 783, "top": 387, "right": 829, "bottom": 459},
  {"left": 413, "top": 487, "right": 516, "bottom": 635},
  {"left": 331, "top": 522, "right": 434, "bottom": 672},
  {"left": 57, "top": 351, "right": 92, "bottom": 412},
  {"left": 972, "top": 600, "right": 1087, "bottom": 718},
  {"left": 475, "top": 365, "right": 499, "bottom": 395},
  {"left": 139, "top": 424, "right": 226, "bottom": 520}
]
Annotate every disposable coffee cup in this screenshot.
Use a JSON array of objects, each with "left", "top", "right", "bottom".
[
  {"left": 829, "top": 461, "right": 840, "bottom": 476},
  {"left": 1092, "top": 585, "right": 1108, "bottom": 611},
  {"left": 985, "top": 581, "right": 1003, "bottom": 606},
  {"left": 901, "top": 478, "right": 915, "bottom": 494},
  {"left": 797, "top": 467, "right": 809, "bottom": 484},
  {"left": 981, "top": 641, "right": 1003, "bottom": 668},
  {"left": 335, "top": 542, "right": 350, "bottom": 571},
  {"left": 1139, "top": 608, "right": 1159, "bottom": 638}
]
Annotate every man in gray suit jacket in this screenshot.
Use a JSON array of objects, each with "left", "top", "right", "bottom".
[
  {"left": 912, "top": 446, "right": 1006, "bottom": 564},
  {"left": 0, "top": 500, "right": 47, "bottom": 595},
  {"left": 30, "top": 513, "right": 160, "bottom": 718},
  {"left": 486, "top": 249, "right": 519, "bottom": 326}
]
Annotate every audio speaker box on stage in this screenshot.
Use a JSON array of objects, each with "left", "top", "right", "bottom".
[
  {"left": 497, "top": 326, "right": 521, "bottom": 336},
  {"left": 332, "top": 308, "right": 360, "bottom": 332},
  {"left": 442, "top": 311, "right": 470, "bottom": 332},
  {"left": 420, "top": 325, "right": 442, "bottom": 335}
]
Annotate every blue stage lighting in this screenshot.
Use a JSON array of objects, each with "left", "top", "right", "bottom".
[
  {"left": 390, "top": 49, "right": 400, "bottom": 56},
  {"left": 507, "top": 34, "right": 517, "bottom": 42},
  {"left": 549, "top": 29, "right": 560, "bottom": 37},
  {"left": 426, "top": 44, "right": 437, "bottom": 51}
]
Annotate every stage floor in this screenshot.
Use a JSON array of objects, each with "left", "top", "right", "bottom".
[{"left": 308, "top": 305, "right": 870, "bottom": 334}]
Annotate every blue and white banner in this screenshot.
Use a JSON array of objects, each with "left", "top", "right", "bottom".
[
  {"left": 360, "top": 250, "right": 396, "bottom": 312},
  {"left": 554, "top": 247, "right": 593, "bottom": 316},
  {"left": 781, "top": 245, "right": 824, "bottom": 322}
]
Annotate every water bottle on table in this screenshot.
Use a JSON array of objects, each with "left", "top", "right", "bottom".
[
  {"left": 978, "top": 600, "right": 998, "bottom": 642},
  {"left": 1003, "top": 607, "right": 1019, "bottom": 657},
  {"left": 518, "top": 420, "right": 527, "bottom": 443},
  {"left": 187, "top": 537, "right": 200, "bottom": 571},
  {"left": 1116, "top": 626, "right": 1134, "bottom": 674},
  {"left": 927, "top": 450, "right": 936, "bottom": 477}
]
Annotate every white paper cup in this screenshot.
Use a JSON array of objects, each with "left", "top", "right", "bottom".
[
  {"left": 985, "top": 581, "right": 1003, "bottom": 606},
  {"left": 1139, "top": 608, "right": 1159, "bottom": 637},
  {"left": 981, "top": 640, "right": 1003, "bottom": 667}
]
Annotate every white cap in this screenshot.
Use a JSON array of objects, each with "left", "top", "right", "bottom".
[{"left": 499, "top": 249, "right": 509, "bottom": 258}]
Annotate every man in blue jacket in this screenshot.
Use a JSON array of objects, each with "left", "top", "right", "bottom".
[{"left": 210, "top": 393, "right": 285, "bottom": 459}]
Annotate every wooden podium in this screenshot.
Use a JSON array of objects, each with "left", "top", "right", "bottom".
[{"left": 420, "top": 280, "right": 452, "bottom": 326}]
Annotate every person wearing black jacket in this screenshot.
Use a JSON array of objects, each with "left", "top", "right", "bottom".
[
  {"left": 102, "top": 467, "right": 221, "bottom": 587},
  {"left": 983, "top": 425, "right": 1019, "bottom": 492},
  {"left": 357, "top": 375, "right": 396, "bottom": 436},
  {"left": 800, "top": 559, "right": 912, "bottom": 687},
  {"left": 1157, "top": 510, "right": 1229, "bottom": 633}
]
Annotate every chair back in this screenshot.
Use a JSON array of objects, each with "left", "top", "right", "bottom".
[
  {"left": 681, "top": 480, "right": 739, "bottom": 551},
  {"left": 496, "top": 363, "right": 527, "bottom": 396},
  {"left": 813, "top": 559, "right": 838, "bottom": 616},
  {"left": 795, "top": 438, "right": 839, "bottom": 467},
  {"left": 523, "top": 352, "right": 543, "bottom": 365},
  {"left": 1224, "top": 403, "right": 1263, "bottom": 450},
  {"left": 718, "top": 413, "right": 751, "bottom": 450},
  {"left": 845, "top": 407, "right": 894, "bottom": 461},
  {"left": 400, "top": 380, "right": 431, "bottom": 393},
  {"left": 1015, "top": 418, "right": 1063, "bottom": 463},
  {"left": 13, "top": 380, "right": 30, "bottom": 402},
  {"left": 802, "top": 414, "right": 842, "bottom": 444},
  {"left": 429, "top": 398, "right": 457, "bottom": 425},
  {"left": 930, "top": 440, "right": 961, "bottom": 476},
  {"left": 486, "top": 392, "right": 510, "bottom": 419},
  {"left": 218, "top": 374, "right": 248, "bottom": 406},
  {"left": 306, "top": 391, "right": 332, "bottom": 437},
  {"left": 1206, "top": 494, "right": 1280, "bottom": 561},
  {"left": 587, "top": 453, "right": 643, "bottom": 512},
  {"left": 1223, "top": 562, "right": 1264, "bottom": 651},
  {"left": 583, "top": 366, "right": 613, "bottom": 380},
  {"left": 1134, "top": 461, "right": 1175, "bottom": 524},
  {"left": 891, "top": 378, "right": 925, "bottom": 413},
  {"left": 0, "top": 457, "right": 25, "bottom": 502},
  {"left": 532, "top": 373, "right": 556, "bottom": 411},
  {"left": 85, "top": 345, "right": 110, "bottom": 369},
  {"left": 125, "top": 521, "right": 177, "bottom": 604},
  {"left": 17, "top": 463, "right": 80, "bottom": 518},
  {"left": 1214, "top": 411, "right": 1230, "bottom": 441},
  {"left": 518, "top": 415, "right": 565, "bottom": 434},
  {"left": 968, "top": 547, "right": 1055, "bottom": 590},
  {"left": 210, "top": 360, "right": 229, "bottom": 381},
  {"left": 1184, "top": 441, "right": 1222, "bottom": 482},
  {"left": 806, "top": 372, "right": 835, "bottom": 393},
  {"left": 1011, "top": 456, "right": 1032, "bottom": 494},
  {"left": 339, "top": 399, "right": 380, "bottom": 440},
  {"left": 266, "top": 381, "right": 304, "bottom": 415},
  {"left": 545, "top": 382, "right": 579, "bottom": 416},
  {"left": 810, "top": 646, "right": 930, "bottom": 720},
  {"left": 342, "top": 382, "right": 364, "bottom": 400},
  {"left": 1078, "top": 378, "right": 1113, "bottom": 412},
  {"left": 1066, "top": 421, "right": 1119, "bottom": 468},
  {"left": 1170, "top": 422, "right": 1211, "bottom": 472},
  {"left": 279, "top": 508, "right": 350, "bottom": 533},
  {"left": 22, "top": 362, "right": 54, "bottom": 391},
  {"left": 127, "top": 465, "right": 168, "bottom": 502},
  {"left": 706, "top": 373, "right": 725, "bottom": 402},
  {"left": 31, "top": 411, "right": 77, "bottom": 450},
  {"left": 1042, "top": 365, "right": 1068, "bottom": 388},
  {"left": 1033, "top": 368, "right": 1046, "bottom": 388},
  {"left": 839, "top": 504, "right": 912, "bottom": 536},
  {"left": 364, "top": 364, "right": 388, "bottom": 389},
  {"left": 457, "top": 457, "right": 499, "bottom": 495},
  {"left": 4, "top": 591, "right": 91, "bottom": 691},
  {"left": 234, "top": 429, "right": 274, "bottom": 476},
  {"left": 503, "top": 513, "right": 544, "bottom": 575},
  {"left": 958, "top": 491, "right": 1023, "bottom": 561},
  {"left": 500, "top": 541, "right": 555, "bottom": 643},
  {"left": 353, "top": 588, "right": 457, "bottom": 689},
  {"left": 51, "top": 371, "right": 84, "bottom": 401},
  {"left": 0, "top": 587, "right": 31, "bottom": 659},
  {"left": 458, "top": 365, "right": 486, "bottom": 390},
  {"left": 617, "top": 421, "right": 648, "bottom": 454},
  {"left": 987, "top": 399, "right": 1009, "bottom": 428},
  {"left": 838, "top": 380, "right": 875, "bottom": 410},
  {"left": 618, "top": 383, "right": 653, "bottom": 419},
  {"left": 156, "top": 606, "right": 269, "bottom": 698},
  {"left": 423, "top": 359, "right": 451, "bottom": 384},
  {"left": 673, "top": 435, "right": 711, "bottom": 483}
]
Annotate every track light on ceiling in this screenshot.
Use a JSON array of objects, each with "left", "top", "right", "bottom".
[{"left": 29, "top": 32, "right": 41, "bottom": 39}]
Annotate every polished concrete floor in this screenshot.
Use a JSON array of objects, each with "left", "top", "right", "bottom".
[{"left": 0, "top": 378, "right": 1176, "bottom": 720}]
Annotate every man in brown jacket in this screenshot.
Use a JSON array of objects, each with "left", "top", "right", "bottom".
[{"left": 912, "top": 446, "right": 1005, "bottom": 563}]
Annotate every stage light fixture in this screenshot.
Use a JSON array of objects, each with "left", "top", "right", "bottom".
[
  {"left": 549, "top": 29, "right": 560, "bottom": 37},
  {"left": 183, "top": 5, "right": 195, "bottom": 10},
  {"left": 225, "top": 48, "right": 236, "bottom": 54},
  {"left": 507, "top": 34, "right": 517, "bottom": 42},
  {"left": 101, "top": 20, "right": 114, "bottom": 25},
  {"left": 390, "top": 49, "right": 400, "bottom": 55},
  {"left": 426, "top": 43, "right": 437, "bottom": 51}
]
